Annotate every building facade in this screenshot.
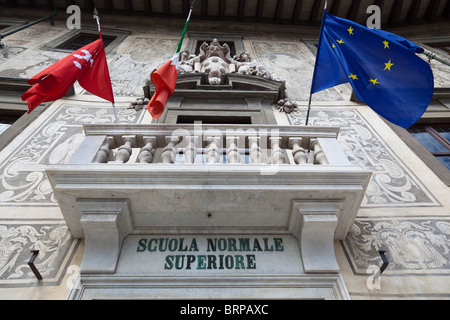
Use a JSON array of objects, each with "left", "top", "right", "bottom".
[{"left": 0, "top": 0, "right": 450, "bottom": 300}]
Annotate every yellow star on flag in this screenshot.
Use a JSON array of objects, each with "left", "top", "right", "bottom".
[
  {"left": 347, "top": 26, "right": 354, "bottom": 35},
  {"left": 337, "top": 39, "right": 344, "bottom": 44},
  {"left": 369, "top": 78, "right": 380, "bottom": 85},
  {"left": 383, "top": 40, "right": 389, "bottom": 49},
  {"left": 349, "top": 73, "right": 358, "bottom": 80},
  {"left": 384, "top": 59, "right": 394, "bottom": 71}
]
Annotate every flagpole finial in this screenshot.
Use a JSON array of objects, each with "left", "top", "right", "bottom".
[
  {"left": 324, "top": 0, "right": 328, "bottom": 10},
  {"left": 93, "top": 8, "right": 101, "bottom": 35}
]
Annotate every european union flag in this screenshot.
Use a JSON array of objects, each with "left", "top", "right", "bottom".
[{"left": 310, "top": 12, "right": 434, "bottom": 129}]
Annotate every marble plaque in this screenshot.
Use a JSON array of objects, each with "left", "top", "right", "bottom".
[{"left": 116, "top": 234, "right": 304, "bottom": 275}]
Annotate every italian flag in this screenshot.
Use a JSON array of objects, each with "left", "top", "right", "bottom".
[
  {"left": 146, "top": 52, "right": 179, "bottom": 120},
  {"left": 146, "top": 0, "right": 195, "bottom": 120}
]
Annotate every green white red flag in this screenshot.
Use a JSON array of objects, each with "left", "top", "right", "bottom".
[
  {"left": 146, "top": 52, "right": 179, "bottom": 119},
  {"left": 146, "top": 0, "right": 195, "bottom": 120}
]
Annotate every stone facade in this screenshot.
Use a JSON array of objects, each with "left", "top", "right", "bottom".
[{"left": 0, "top": 11, "right": 450, "bottom": 300}]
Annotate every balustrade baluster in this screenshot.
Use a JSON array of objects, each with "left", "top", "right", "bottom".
[
  {"left": 94, "top": 136, "right": 115, "bottom": 163},
  {"left": 205, "top": 136, "right": 221, "bottom": 164},
  {"left": 184, "top": 136, "right": 198, "bottom": 164},
  {"left": 161, "top": 136, "right": 179, "bottom": 164},
  {"left": 226, "top": 136, "right": 240, "bottom": 164},
  {"left": 289, "top": 138, "right": 308, "bottom": 164},
  {"left": 137, "top": 136, "right": 157, "bottom": 163},
  {"left": 270, "top": 137, "right": 286, "bottom": 164},
  {"left": 249, "top": 137, "right": 264, "bottom": 164},
  {"left": 310, "top": 139, "right": 329, "bottom": 165},
  {"left": 115, "top": 135, "right": 136, "bottom": 163}
]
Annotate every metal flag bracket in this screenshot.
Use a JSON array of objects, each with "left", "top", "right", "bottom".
[
  {"left": 374, "top": 250, "right": 389, "bottom": 279},
  {"left": 28, "top": 250, "right": 43, "bottom": 280}
]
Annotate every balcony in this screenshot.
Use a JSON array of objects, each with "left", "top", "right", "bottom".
[{"left": 46, "top": 123, "right": 371, "bottom": 275}]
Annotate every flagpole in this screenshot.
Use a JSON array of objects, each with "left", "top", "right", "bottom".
[
  {"left": 93, "top": 8, "right": 119, "bottom": 124},
  {"left": 305, "top": 0, "right": 328, "bottom": 126},
  {"left": 176, "top": 0, "right": 196, "bottom": 54}
]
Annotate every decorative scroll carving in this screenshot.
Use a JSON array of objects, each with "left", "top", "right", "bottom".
[
  {"left": 343, "top": 218, "right": 450, "bottom": 273},
  {"left": 0, "top": 224, "right": 72, "bottom": 282}
]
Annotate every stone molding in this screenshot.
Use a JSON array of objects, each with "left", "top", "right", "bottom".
[{"left": 67, "top": 274, "right": 350, "bottom": 300}]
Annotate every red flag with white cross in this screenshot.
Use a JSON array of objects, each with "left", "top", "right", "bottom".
[{"left": 22, "top": 38, "right": 114, "bottom": 113}]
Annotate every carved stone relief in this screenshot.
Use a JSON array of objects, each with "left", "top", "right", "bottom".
[{"left": 178, "top": 38, "right": 279, "bottom": 85}]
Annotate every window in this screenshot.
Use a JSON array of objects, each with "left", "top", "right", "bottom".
[
  {"left": 0, "top": 116, "right": 16, "bottom": 135},
  {"left": 44, "top": 27, "right": 130, "bottom": 54},
  {"left": 176, "top": 115, "right": 252, "bottom": 124},
  {"left": 408, "top": 124, "right": 450, "bottom": 170},
  {"left": 55, "top": 33, "right": 116, "bottom": 51}
]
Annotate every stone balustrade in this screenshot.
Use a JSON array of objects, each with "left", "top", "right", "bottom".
[
  {"left": 47, "top": 123, "right": 372, "bottom": 277},
  {"left": 69, "top": 123, "right": 348, "bottom": 166}
]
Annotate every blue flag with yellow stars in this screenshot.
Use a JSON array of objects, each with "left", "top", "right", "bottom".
[{"left": 311, "top": 12, "right": 434, "bottom": 129}]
